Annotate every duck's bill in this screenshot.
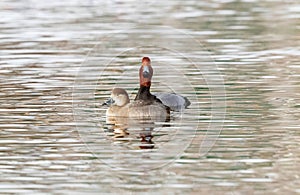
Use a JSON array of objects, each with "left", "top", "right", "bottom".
[{"left": 102, "top": 98, "right": 115, "bottom": 106}]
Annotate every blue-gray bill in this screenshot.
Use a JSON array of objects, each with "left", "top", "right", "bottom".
[{"left": 102, "top": 98, "right": 115, "bottom": 106}]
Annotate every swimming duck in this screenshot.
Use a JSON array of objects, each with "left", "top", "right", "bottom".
[
  {"left": 135, "top": 57, "right": 190, "bottom": 111},
  {"left": 103, "top": 88, "right": 169, "bottom": 122},
  {"left": 103, "top": 57, "right": 190, "bottom": 123}
]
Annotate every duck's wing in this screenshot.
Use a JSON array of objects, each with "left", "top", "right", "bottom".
[{"left": 154, "top": 93, "right": 191, "bottom": 111}]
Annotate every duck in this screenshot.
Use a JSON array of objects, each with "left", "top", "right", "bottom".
[
  {"left": 103, "top": 88, "right": 169, "bottom": 123},
  {"left": 103, "top": 57, "right": 190, "bottom": 123},
  {"left": 135, "top": 57, "right": 190, "bottom": 111}
]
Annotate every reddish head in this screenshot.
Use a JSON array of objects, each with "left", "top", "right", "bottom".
[
  {"left": 139, "top": 57, "right": 153, "bottom": 87},
  {"left": 142, "top": 57, "right": 151, "bottom": 64}
]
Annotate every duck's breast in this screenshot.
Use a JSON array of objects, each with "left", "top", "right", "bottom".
[
  {"left": 106, "top": 105, "right": 129, "bottom": 124},
  {"left": 128, "top": 101, "right": 168, "bottom": 121},
  {"left": 106, "top": 102, "right": 168, "bottom": 123}
]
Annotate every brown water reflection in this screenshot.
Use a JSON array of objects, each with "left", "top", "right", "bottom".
[{"left": 0, "top": 0, "right": 299, "bottom": 194}]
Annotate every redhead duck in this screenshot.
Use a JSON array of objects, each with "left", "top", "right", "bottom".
[
  {"left": 103, "top": 88, "right": 169, "bottom": 122},
  {"left": 135, "top": 57, "right": 190, "bottom": 111}
]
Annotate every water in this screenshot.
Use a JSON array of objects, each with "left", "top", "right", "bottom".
[{"left": 0, "top": 0, "right": 300, "bottom": 194}]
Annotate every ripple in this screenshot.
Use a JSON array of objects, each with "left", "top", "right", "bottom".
[{"left": 0, "top": 0, "right": 299, "bottom": 194}]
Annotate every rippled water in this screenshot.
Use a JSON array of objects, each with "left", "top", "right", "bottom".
[{"left": 1, "top": 0, "right": 300, "bottom": 194}]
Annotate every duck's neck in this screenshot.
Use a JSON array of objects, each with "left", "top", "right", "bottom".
[{"left": 135, "top": 85, "right": 156, "bottom": 102}]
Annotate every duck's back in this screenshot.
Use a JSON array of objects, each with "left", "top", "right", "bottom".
[{"left": 154, "top": 93, "right": 191, "bottom": 111}]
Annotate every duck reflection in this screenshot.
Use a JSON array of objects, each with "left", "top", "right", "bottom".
[
  {"left": 139, "top": 129, "right": 154, "bottom": 149},
  {"left": 105, "top": 119, "right": 158, "bottom": 149}
]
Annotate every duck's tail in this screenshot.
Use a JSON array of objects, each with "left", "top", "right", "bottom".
[{"left": 183, "top": 96, "right": 191, "bottom": 108}]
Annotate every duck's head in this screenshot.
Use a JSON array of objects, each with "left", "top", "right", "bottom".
[
  {"left": 103, "top": 88, "right": 130, "bottom": 107},
  {"left": 139, "top": 57, "right": 153, "bottom": 87}
]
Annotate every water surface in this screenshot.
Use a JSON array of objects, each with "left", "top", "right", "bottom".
[{"left": 0, "top": 0, "right": 299, "bottom": 194}]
